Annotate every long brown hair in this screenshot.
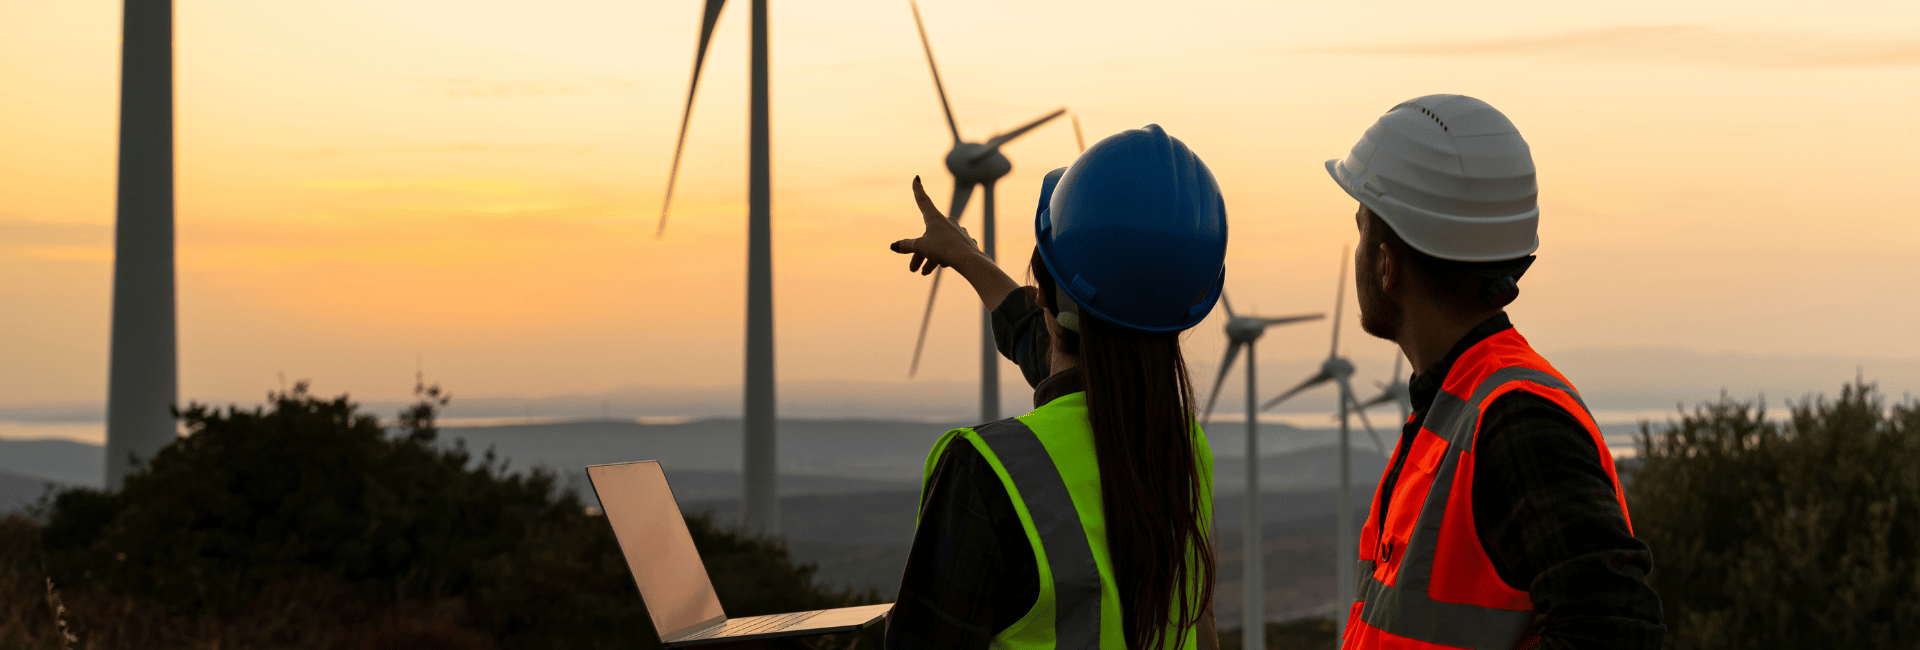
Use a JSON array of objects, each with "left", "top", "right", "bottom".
[{"left": 1032, "top": 248, "right": 1216, "bottom": 650}]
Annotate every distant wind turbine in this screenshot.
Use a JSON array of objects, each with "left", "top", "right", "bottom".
[
  {"left": 1357, "top": 354, "right": 1412, "bottom": 424},
  {"left": 1259, "top": 249, "right": 1386, "bottom": 633},
  {"left": 903, "top": 0, "right": 1065, "bottom": 425},
  {"left": 1200, "top": 294, "right": 1321, "bottom": 650},
  {"left": 656, "top": 0, "right": 781, "bottom": 536},
  {"left": 104, "top": 0, "right": 179, "bottom": 490}
]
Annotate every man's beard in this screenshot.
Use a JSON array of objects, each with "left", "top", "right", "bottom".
[{"left": 1356, "top": 251, "right": 1402, "bottom": 342}]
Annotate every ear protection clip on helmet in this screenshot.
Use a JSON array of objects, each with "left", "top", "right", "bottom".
[{"left": 1053, "top": 284, "right": 1083, "bottom": 333}]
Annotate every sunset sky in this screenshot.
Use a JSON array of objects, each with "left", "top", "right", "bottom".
[{"left": 3, "top": 0, "right": 1917, "bottom": 427}]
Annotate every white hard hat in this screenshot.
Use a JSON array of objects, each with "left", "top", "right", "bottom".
[{"left": 1326, "top": 95, "right": 1539, "bottom": 262}]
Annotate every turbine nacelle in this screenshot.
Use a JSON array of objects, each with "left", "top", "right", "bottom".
[
  {"left": 1224, "top": 316, "right": 1272, "bottom": 342},
  {"left": 1325, "top": 356, "right": 1355, "bottom": 381},
  {"left": 946, "top": 142, "right": 1012, "bottom": 184}
]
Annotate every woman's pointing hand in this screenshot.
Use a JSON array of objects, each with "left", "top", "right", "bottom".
[{"left": 890, "top": 176, "right": 980, "bottom": 275}]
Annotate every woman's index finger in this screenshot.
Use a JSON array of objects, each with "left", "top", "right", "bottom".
[{"left": 912, "top": 176, "right": 944, "bottom": 224}]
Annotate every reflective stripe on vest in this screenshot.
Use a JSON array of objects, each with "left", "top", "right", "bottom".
[
  {"left": 973, "top": 418, "right": 1105, "bottom": 650},
  {"left": 1353, "top": 366, "right": 1588, "bottom": 650}
]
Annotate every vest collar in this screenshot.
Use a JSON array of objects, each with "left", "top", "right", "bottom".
[
  {"left": 1033, "top": 367, "right": 1085, "bottom": 409},
  {"left": 1407, "top": 313, "right": 1514, "bottom": 418}
]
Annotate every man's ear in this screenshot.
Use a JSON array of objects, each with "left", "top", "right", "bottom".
[{"left": 1374, "top": 242, "right": 1398, "bottom": 294}]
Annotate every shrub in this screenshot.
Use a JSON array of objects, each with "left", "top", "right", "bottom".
[
  {"left": 22, "top": 382, "right": 878, "bottom": 650},
  {"left": 1627, "top": 381, "right": 1920, "bottom": 649}
]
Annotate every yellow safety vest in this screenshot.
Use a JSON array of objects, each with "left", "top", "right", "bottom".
[{"left": 919, "top": 392, "right": 1215, "bottom": 650}]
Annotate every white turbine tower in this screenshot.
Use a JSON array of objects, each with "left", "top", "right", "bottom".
[
  {"left": 1200, "top": 295, "right": 1322, "bottom": 650},
  {"left": 1259, "top": 250, "right": 1386, "bottom": 633},
  {"left": 104, "top": 0, "right": 178, "bottom": 490},
  {"left": 657, "top": 0, "right": 780, "bottom": 536},
  {"left": 903, "top": 0, "right": 1065, "bottom": 424}
]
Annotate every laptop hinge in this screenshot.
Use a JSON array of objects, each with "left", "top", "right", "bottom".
[{"left": 664, "top": 614, "right": 729, "bottom": 643}]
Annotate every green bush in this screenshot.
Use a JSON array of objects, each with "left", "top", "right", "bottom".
[
  {"left": 32, "top": 382, "right": 878, "bottom": 650},
  {"left": 1627, "top": 381, "right": 1920, "bottom": 649}
]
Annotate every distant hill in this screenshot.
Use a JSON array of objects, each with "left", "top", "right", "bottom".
[
  {"left": 3, "top": 414, "right": 1640, "bottom": 506},
  {"left": 0, "top": 468, "right": 61, "bottom": 514},
  {"left": 443, "top": 417, "right": 960, "bottom": 483},
  {"left": 0, "top": 437, "right": 103, "bottom": 489}
]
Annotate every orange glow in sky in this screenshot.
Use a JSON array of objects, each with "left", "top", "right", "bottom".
[{"left": 2, "top": 0, "right": 1917, "bottom": 408}]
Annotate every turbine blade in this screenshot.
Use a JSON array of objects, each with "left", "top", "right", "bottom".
[
  {"left": 907, "top": 181, "right": 973, "bottom": 378},
  {"left": 907, "top": 268, "right": 945, "bottom": 378},
  {"left": 1344, "top": 381, "right": 1387, "bottom": 455},
  {"left": 909, "top": 0, "right": 960, "bottom": 145},
  {"left": 1330, "top": 247, "right": 1348, "bottom": 356},
  {"left": 657, "top": 0, "right": 731, "bottom": 238},
  {"left": 1072, "top": 113, "right": 1086, "bottom": 153},
  {"left": 1221, "top": 292, "right": 1236, "bottom": 319},
  {"left": 1393, "top": 354, "right": 1403, "bottom": 379},
  {"left": 1262, "top": 370, "right": 1333, "bottom": 412},
  {"left": 1357, "top": 391, "right": 1396, "bottom": 409},
  {"left": 1257, "top": 313, "right": 1324, "bottom": 328},
  {"left": 1202, "top": 341, "right": 1245, "bottom": 423},
  {"left": 973, "top": 108, "right": 1067, "bottom": 162},
  {"left": 947, "top": 182, "right": 975, "bottom": 225}
]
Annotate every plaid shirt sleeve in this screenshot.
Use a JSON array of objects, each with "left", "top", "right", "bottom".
[
  {"left": 1476, "top": 393, "right": 1666, "bottom": 650},
  {"left": 990, "top": 287, "right": 1052, "bottom": 390},
  {"left": 885, "top": 438, "right": 1039, "bottom": 650}
]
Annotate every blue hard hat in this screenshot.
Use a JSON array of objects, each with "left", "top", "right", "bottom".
[{"left": 1034, "top": 124, "right": 1227, "bottom": 333}]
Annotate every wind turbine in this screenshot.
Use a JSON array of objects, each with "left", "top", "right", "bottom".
[
  {"left": 1258, "top": 249, "right": 1386, "bottom": 633},
  {"left": 903, "top": 0, "right": 1065, "bottom": 425},
  {"left": 656, "top": 0, "right": 780, "bottom": 536},
  {"left": 1357, "top": 354, "right": 1412, "bottom": 424},
  {"left": 104, "top": 0, "right": 179, "bottom": 490},
  {"left": 1199, "top": 294, "right": 1321, "bottom": 650}
]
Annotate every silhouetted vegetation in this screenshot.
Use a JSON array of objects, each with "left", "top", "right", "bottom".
[
  {"left": 3, "top": 382, "right": 879, "bottom": 650},
  {"left": 1628, "top": 381, "right": 1920, "bottom": 649}
]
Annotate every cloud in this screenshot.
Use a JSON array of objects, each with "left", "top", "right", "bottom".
[{"left": 1301, "top": 25, "right": 1920, "bottom": 69}]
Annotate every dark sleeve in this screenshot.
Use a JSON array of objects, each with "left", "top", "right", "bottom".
[
  {"left": 885, "top": 438, "right": 1039, "bottom": 650},
  {"left": 990, "top": 287, "right": 1052, "bottom": 389},
  {"left": 1474, "top": 392, "right": 1666, "bottom": 650}
]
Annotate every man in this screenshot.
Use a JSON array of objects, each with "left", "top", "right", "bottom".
[{"left": 1329, "top": 95, "right": 1663, "bottom": 649}]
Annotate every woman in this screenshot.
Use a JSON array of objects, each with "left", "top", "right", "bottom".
[{"left": 884, "top": 125, "right": 1227, "bottom": 650}]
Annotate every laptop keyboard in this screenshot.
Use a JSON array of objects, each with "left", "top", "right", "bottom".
[{"left": 682, "top": 610, "right": 824, "bottom": 640}]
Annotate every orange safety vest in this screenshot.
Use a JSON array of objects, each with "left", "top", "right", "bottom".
[{"left": 1341, "top": 328, "right": 1632, "bottom": 650}]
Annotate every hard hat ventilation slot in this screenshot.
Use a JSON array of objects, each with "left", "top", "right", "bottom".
[{"left": 1416, "top": 106, "right": 1449, "bottom": 133}]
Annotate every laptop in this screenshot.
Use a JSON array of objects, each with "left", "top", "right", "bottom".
[{"left": 586, "top": 460, "right": 894, "bottom": 647}]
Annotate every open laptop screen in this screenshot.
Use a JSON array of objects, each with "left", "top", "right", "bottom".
[{"left": 587, "top": 461, "right": 727, "bottom": 637}]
